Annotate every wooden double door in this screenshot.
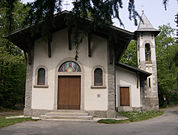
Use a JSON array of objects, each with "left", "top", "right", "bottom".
[{"left": 58, "top": 76, "right": 81, "bottom": 110}]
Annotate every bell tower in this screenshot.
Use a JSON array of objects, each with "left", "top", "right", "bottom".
[{"left": 136, "top": 11, "right": 160, "bottom": 109}]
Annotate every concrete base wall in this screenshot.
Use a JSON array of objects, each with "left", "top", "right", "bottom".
[
  {"left": 87, "top": 111, "right": 107, "bottom": 118},
  {"left": 24, "top": 108, "right": 108, "bottom": 118},
  {"left": 24, "top": 108, "right": 51, "bottom": 117},
  {"left": 142, "top": 97, "right": 159, "bottom": 110},
  {"left": 118, "top": 106, "right": 142, "bottom": 112},
  {"left": 140, "top": 80, "right": 159, "bottom": 110}
]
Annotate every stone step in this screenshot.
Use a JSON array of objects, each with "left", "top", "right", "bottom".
[
  {"left": 40, "top": 115, "right": 93, "bottom": 120},
  {"left": 46, "top": 112, "right": 89, "bottom": 116},
  {"left": 40, "top": 111, "right": 93, "bottom": 121},
  {"left": 42, "top": 118, "right": 96, "bottom": 122},
  {"left": 55, "top": 110, "right": 83, "bottom": 112}
]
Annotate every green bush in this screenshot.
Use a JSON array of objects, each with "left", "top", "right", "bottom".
[
  {"left": 0, "top": 42, "right": 26, "bottom": 109},
  {"left": 98, "top": 119, "right": 128, "bottom": 124},
  {"left": 168, "top": 92, "right": 178, "bottom": 105}
]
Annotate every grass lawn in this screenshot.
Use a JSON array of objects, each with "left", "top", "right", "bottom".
[
  {"left": 0, "top": 109, "right": 38, "bottom": 128},
  {"left": 0, "top": 116, "right": 35, "bottom": 128},
  {"left": 119, "top": 110, "right": 164, "bottom": 122},
  {"left": 98, "top": 110, "right": 164, "bottom": 124},
  {"left": 98, "top": 119, "right": 130, "bottom": 124}
]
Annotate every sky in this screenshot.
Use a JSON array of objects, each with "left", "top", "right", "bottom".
[{"left": 21, "top": 0, "right": 178, "bottom": 32}]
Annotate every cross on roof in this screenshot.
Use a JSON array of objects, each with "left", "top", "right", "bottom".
[{"left": 64, "top": 1, "right": 70, "bottom": 10}]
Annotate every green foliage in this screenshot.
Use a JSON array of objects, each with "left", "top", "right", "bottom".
[
  {"left": 167, "top": 92, "right": 178, "bottom": 105},
  {"left": 155, "top": 24, "right": 178, "bottom": 107},
  {"left": 173, "top": 52, "right": 178, "bottom": 66},
  {"left": 120, "top": 40, "right": 137, "bottom": 67},
  {"left": 119, "top": 110, "right": 164, "bottom": 122},
  {"left": 175, "top": 13, "right": 178, "bottom": 43},
  {"left": 0, "top": 40, "right": 26, "bottom": 108},
  {"left": 1, "top": 0, "right": 29, "bottom": 34},
  {"left": 24, "top": 0, "right": 139, "bottom": 27},
  {"left": 0, "top": 0, "right": 27, "bottom": 109}
]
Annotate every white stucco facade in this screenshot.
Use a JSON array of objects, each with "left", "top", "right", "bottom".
[
  {"left": 30, "top": 28, "right": 145, "bottom": 112},
  {"left": 31, "top": 28, "right": 108, "bottom": 111},
  {"left": 116, "top": 66, "right": 141, "bottom": 111}
]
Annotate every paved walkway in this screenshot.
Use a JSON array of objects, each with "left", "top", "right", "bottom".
[{"left": 0, "top": 107, "right": 178, "bottom": 135}]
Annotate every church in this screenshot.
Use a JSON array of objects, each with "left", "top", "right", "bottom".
[{"left": 7, "top": 11, "right": 159, "bottom": 119}]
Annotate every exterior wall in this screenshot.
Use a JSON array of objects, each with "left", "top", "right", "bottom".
[
  {"left": 31, "top": 28, "right": 108, "bottom": 113},
  {"left": 116, "top": 67, "right": 141, "bottom": 111},
  {"left": 137, "top": 32, "right": 159, "bottom": 110}
]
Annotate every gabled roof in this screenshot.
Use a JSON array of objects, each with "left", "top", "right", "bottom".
[
  {"left": 116, "top": 62, "right": 151, "bottom": 79},
  {"left": 5, "top": 11, "right": 134, "bottom": 60},
  {"left": 135, "top": 10, "right": 160, "bottom": 36}
]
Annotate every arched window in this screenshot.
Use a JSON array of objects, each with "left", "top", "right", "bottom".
[
  {"left": 94, "top": 68, "right": 103, "bottom": 86},
  {"left": 145, "top": 43, "right": 151, "bottom": 61},
  {"left": 37, "top": 68, "right": 45, "bottom": 85}
]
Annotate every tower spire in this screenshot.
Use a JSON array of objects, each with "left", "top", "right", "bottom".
[{"left": 137, "top": 11, "right": 159, "bottom": 35}]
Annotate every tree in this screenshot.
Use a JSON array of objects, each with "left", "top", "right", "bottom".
[
  {"left": 120, "top": 40, "right": 137, "bottom": 67},
  {"left": 175, "top": 13, "right": 178, "bottom": 44},
  {"left": 3, "top": 0, "right": 175, "bottom": 30},
  {"left": 0, "top": 0, "right": 27, "bottom": 109},
  {"left": 0, "top": 42, "right": 26, "bottom": 108},
  {"left": 155, "top": 24, "right": 178, "bottom": 106}
]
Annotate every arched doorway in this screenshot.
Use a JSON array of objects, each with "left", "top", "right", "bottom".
[{"left": 58, "top": 61, "right": 81, "bottom": 110}]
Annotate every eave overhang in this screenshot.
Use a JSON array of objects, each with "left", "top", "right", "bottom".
[
  {"left": 134, "top": 30, "right": 160, "bottom": 39},
  {"left": 116, "top": 62, "right": 151, "bottom": 79},
  {"left": 5, "top": 11, "right": 134, "bottom": 59}
]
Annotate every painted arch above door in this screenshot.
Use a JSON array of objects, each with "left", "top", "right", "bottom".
[{"left": 58, "top": 61, "right": 81, "bottom": 72}]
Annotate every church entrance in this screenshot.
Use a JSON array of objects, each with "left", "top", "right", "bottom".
[{"left": 58, "top": 76, "right": 81, "bottom": 110}]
